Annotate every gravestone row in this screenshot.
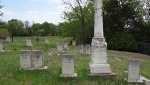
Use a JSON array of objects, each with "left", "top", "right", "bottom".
[{"left": 19, "top": 44, "right": 150, "bottom": 84}]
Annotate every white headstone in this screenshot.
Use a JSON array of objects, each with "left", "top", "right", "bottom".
[
  {"left": 64, "top": 43, "right": 69, "bottom": 50},
  {"left": 128, "top": 59, "right": 142, "bottom": 83},
  {"left": 45, "top": 39, "right": 49, "bottom": 44},
  {"left": 26, "top": 39, "right": 32, "bottom": 47},
  {"left": 72, "top": 41, "right": 76, "bottom": 46},
  {"left": 6, "top": 37, "right": 11, "bottom": 42},
  {"left": 85, "top": 44, "right": 91, "bottom": 55},
  {"left": 20, "top": 50, "right": 47, "bottom": 70},
  {"left": 60, "top": 54, "right": 77, "bottom": 77},
  {"left": 79, "top": 45, "right": 84, "bottom": 54},
  {"left": 57, "top": 43, "right": 64, "bottom": 52},
  {"left": 89, "top": 0, "right": 112, "bottom": 75}
]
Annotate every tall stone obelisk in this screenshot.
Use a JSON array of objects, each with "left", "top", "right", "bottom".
[{"left": 89, "top": 0, "right": 112, "bottom": 75}]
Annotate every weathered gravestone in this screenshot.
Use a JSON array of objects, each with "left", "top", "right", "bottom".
[
  {"left": 64, "top": 43, "right": 69, "bottom": 50},
  {"left": 85, "top": 44, "right": 91, "bottom": 55},
  {"left": 145, "top": 80, "right": 150, "bottom": 85},
  {"left": 6, "top": 36, "right": 11, "bottom": 42},
  {"left": 26, "top": 39, "right": 32, "bottom": 47},
  {"left": 79, "top": 45, "right": 84, "bottom": 55},
  {"left": 57, "top": 43, "right": 64, "bottom": 52},
  {"left": 45, "top": 38, "right": 49, "bottom": 44},
  {"left": 20, "top": 50, "right": 47, "bottom": 70},
  {"left": 128, "top": 59, "right": 143, "bottom": 83},
  {"left": 72, "top": 41, "right": 76, "bottom": 46},
  {"left": 60, "top": 53, "right": 77, "bottom": 77},
  {"left": 0, "top": 40, "right": 5, "bottom": 52}
]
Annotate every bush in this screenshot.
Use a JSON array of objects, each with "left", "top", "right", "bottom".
[{"left": 106, "top": 32, "right": 138, "bottom": 52}]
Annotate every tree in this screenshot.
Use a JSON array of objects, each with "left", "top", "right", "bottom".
[
  {"left": 60, "top": 0, "right": 94, "bottom": 44},
  {"left": 60, "top": 0, "right": 143, "bottom": 51},
  {"left": 0, "top": 2, "right": 3, "bottom": 17},
  {"left": 40, "top": 22, "right": 57, "bottom": 36},
  {"left": 7, "top": 19, "right": 24, "bottom": 41},
  {"left": 24, "top": 21, "right": 32, "bottom": 36},
  {"left": 31, "top": 23, "right": 41, "bottom": 36}
]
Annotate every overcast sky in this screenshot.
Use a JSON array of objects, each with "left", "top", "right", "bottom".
[{"left": 1, "top": 0, "right": 65, "bottom": 24}]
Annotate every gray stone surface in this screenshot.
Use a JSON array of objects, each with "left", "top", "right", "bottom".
[
  {"left": 89, "top": 0, "right": 112, "bottom": 75},
  {"left": 145, "top": 80, "right": 150, "bottom": 85},
  {"left": 79, "top": 45, "right": 84, "bottom": 54},
  {"left": 45, "top": 39, "right": 49, "bottom": 44},
  {"left": 128, "top": 59, "right": 142, "bottom": 83},
  {"left": 57, "top": 43, "right": 64, "bottom": 52},
  {"left": 26, "top": 39, "right": 32, "bottom": 47},
  {"left": 85, "top": 44, "right": 91, "bottom": 55},
  {"left": 72, "top": 41, "right": 76, "bottom": 46},
  {"left": 61, "top": 54, "right": 77, "bottom": 77},
  {"left": 20, "top": 50, "right": 47, "bottom": 70}
]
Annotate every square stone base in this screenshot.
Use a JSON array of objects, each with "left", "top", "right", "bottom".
[
  {"left": 89, "top": 64, "right": 113, "bottom": 76},
  {"left": 21, "top": 66, "right": 48, "bottom": 70},
  {"left": 128, "top": 79, "right": 144, "bottom": 83},
  {"left": 60, "top": 73, "right": 77, "bottom": 78}
]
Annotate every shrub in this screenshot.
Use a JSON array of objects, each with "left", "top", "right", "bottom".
[{"left": 106, "top": 32, "right": 138, "bottom": 52}]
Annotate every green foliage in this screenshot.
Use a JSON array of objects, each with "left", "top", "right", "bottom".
[
  {"left": 7, "top": 19, "right": 25, "bottom": 36},
  {"left": 31, "top": 22, "right": 57, "bottom": 36},
  {"left": 106, "top": 32, "right": 138, "bottom": 52},
  {"left": 134, "top": 21, "right": 150, "bottom": 42},
  {"left": 59, "top": 0, "right": 144, "bottom": 51},
  {"left": 1, "top": 19, "right": 57, "bottom": 37},
  {"left": 59, "top": 1, "right": 94, "bottom": 44},
  {"left": 103, "top": 0, "right": 143, "bottom": 32}
]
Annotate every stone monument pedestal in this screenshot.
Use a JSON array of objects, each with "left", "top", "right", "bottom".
[
  {"left": 60, "top": 53, "right": 77, "bottom": 77},
  {"left": 89, "top": 64, "right": 112, "bottom": 75},
  {"left": 89, "top": 37, "right": 113, "bottom": 76},
  {"left": 20, "top": 50, "right": 48, "bottom": 70}
]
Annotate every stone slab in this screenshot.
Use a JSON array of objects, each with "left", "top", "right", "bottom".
[
  {"left": 20, "top": 50, "right": 47, "bottom": 70},
  {"left": 61, "top": 54, "right": 77, "bottom": 77},
  {"left": 90, "top": 64, "right": 112, "bottom": 74},
  {"left": 128, "top": 59, "right": 141, "bottom": 83}
]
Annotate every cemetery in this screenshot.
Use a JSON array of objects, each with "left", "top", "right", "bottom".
[
  {"left": 0, "top": 0, "right": 150, "bottom": 85},
  {"left": 0, "top": 37, "right": 149, "bottom": 85}
]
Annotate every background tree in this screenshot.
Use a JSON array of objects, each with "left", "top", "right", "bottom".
[
  {"left": 60, "top": 0, "right": 94, "bottom": 44},
  {"left": 7, "top": 19, "right": 24, "bottom": 41},
  {"left": 40, "top": 22, "right": 57, "bottom": 36},
  {"left": 59, "top": 0, "right": 143, "bottom": 52}
]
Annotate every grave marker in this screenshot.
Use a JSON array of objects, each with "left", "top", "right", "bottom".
[{"left": 20, "top": 50, "right": 47, "bottom": 70}]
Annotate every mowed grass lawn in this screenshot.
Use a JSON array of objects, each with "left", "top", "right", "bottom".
[{"left": 0, "top": 36, "right": 150, "bottom": 85}]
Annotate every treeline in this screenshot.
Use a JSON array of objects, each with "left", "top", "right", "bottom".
[
  {"left": 0, "top": 19, "right": 57, "bottom": 37},
  {"left": 58, "top": 0, "right": 150, "bottom": 53},
  {"left": 0, "top": 0, "right": 150, "bottom": 53}
]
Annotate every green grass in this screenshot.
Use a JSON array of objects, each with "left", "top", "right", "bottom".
[{"left": 0, "top": 36, "right": 150, "bottom": 85}]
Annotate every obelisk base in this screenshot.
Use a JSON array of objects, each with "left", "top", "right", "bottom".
[
  {"left": 89, "top": 64, "right": 114, "bottom": 76},
  {"left": 89, "top": 37, "right": 114, "bottom": 76}
]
